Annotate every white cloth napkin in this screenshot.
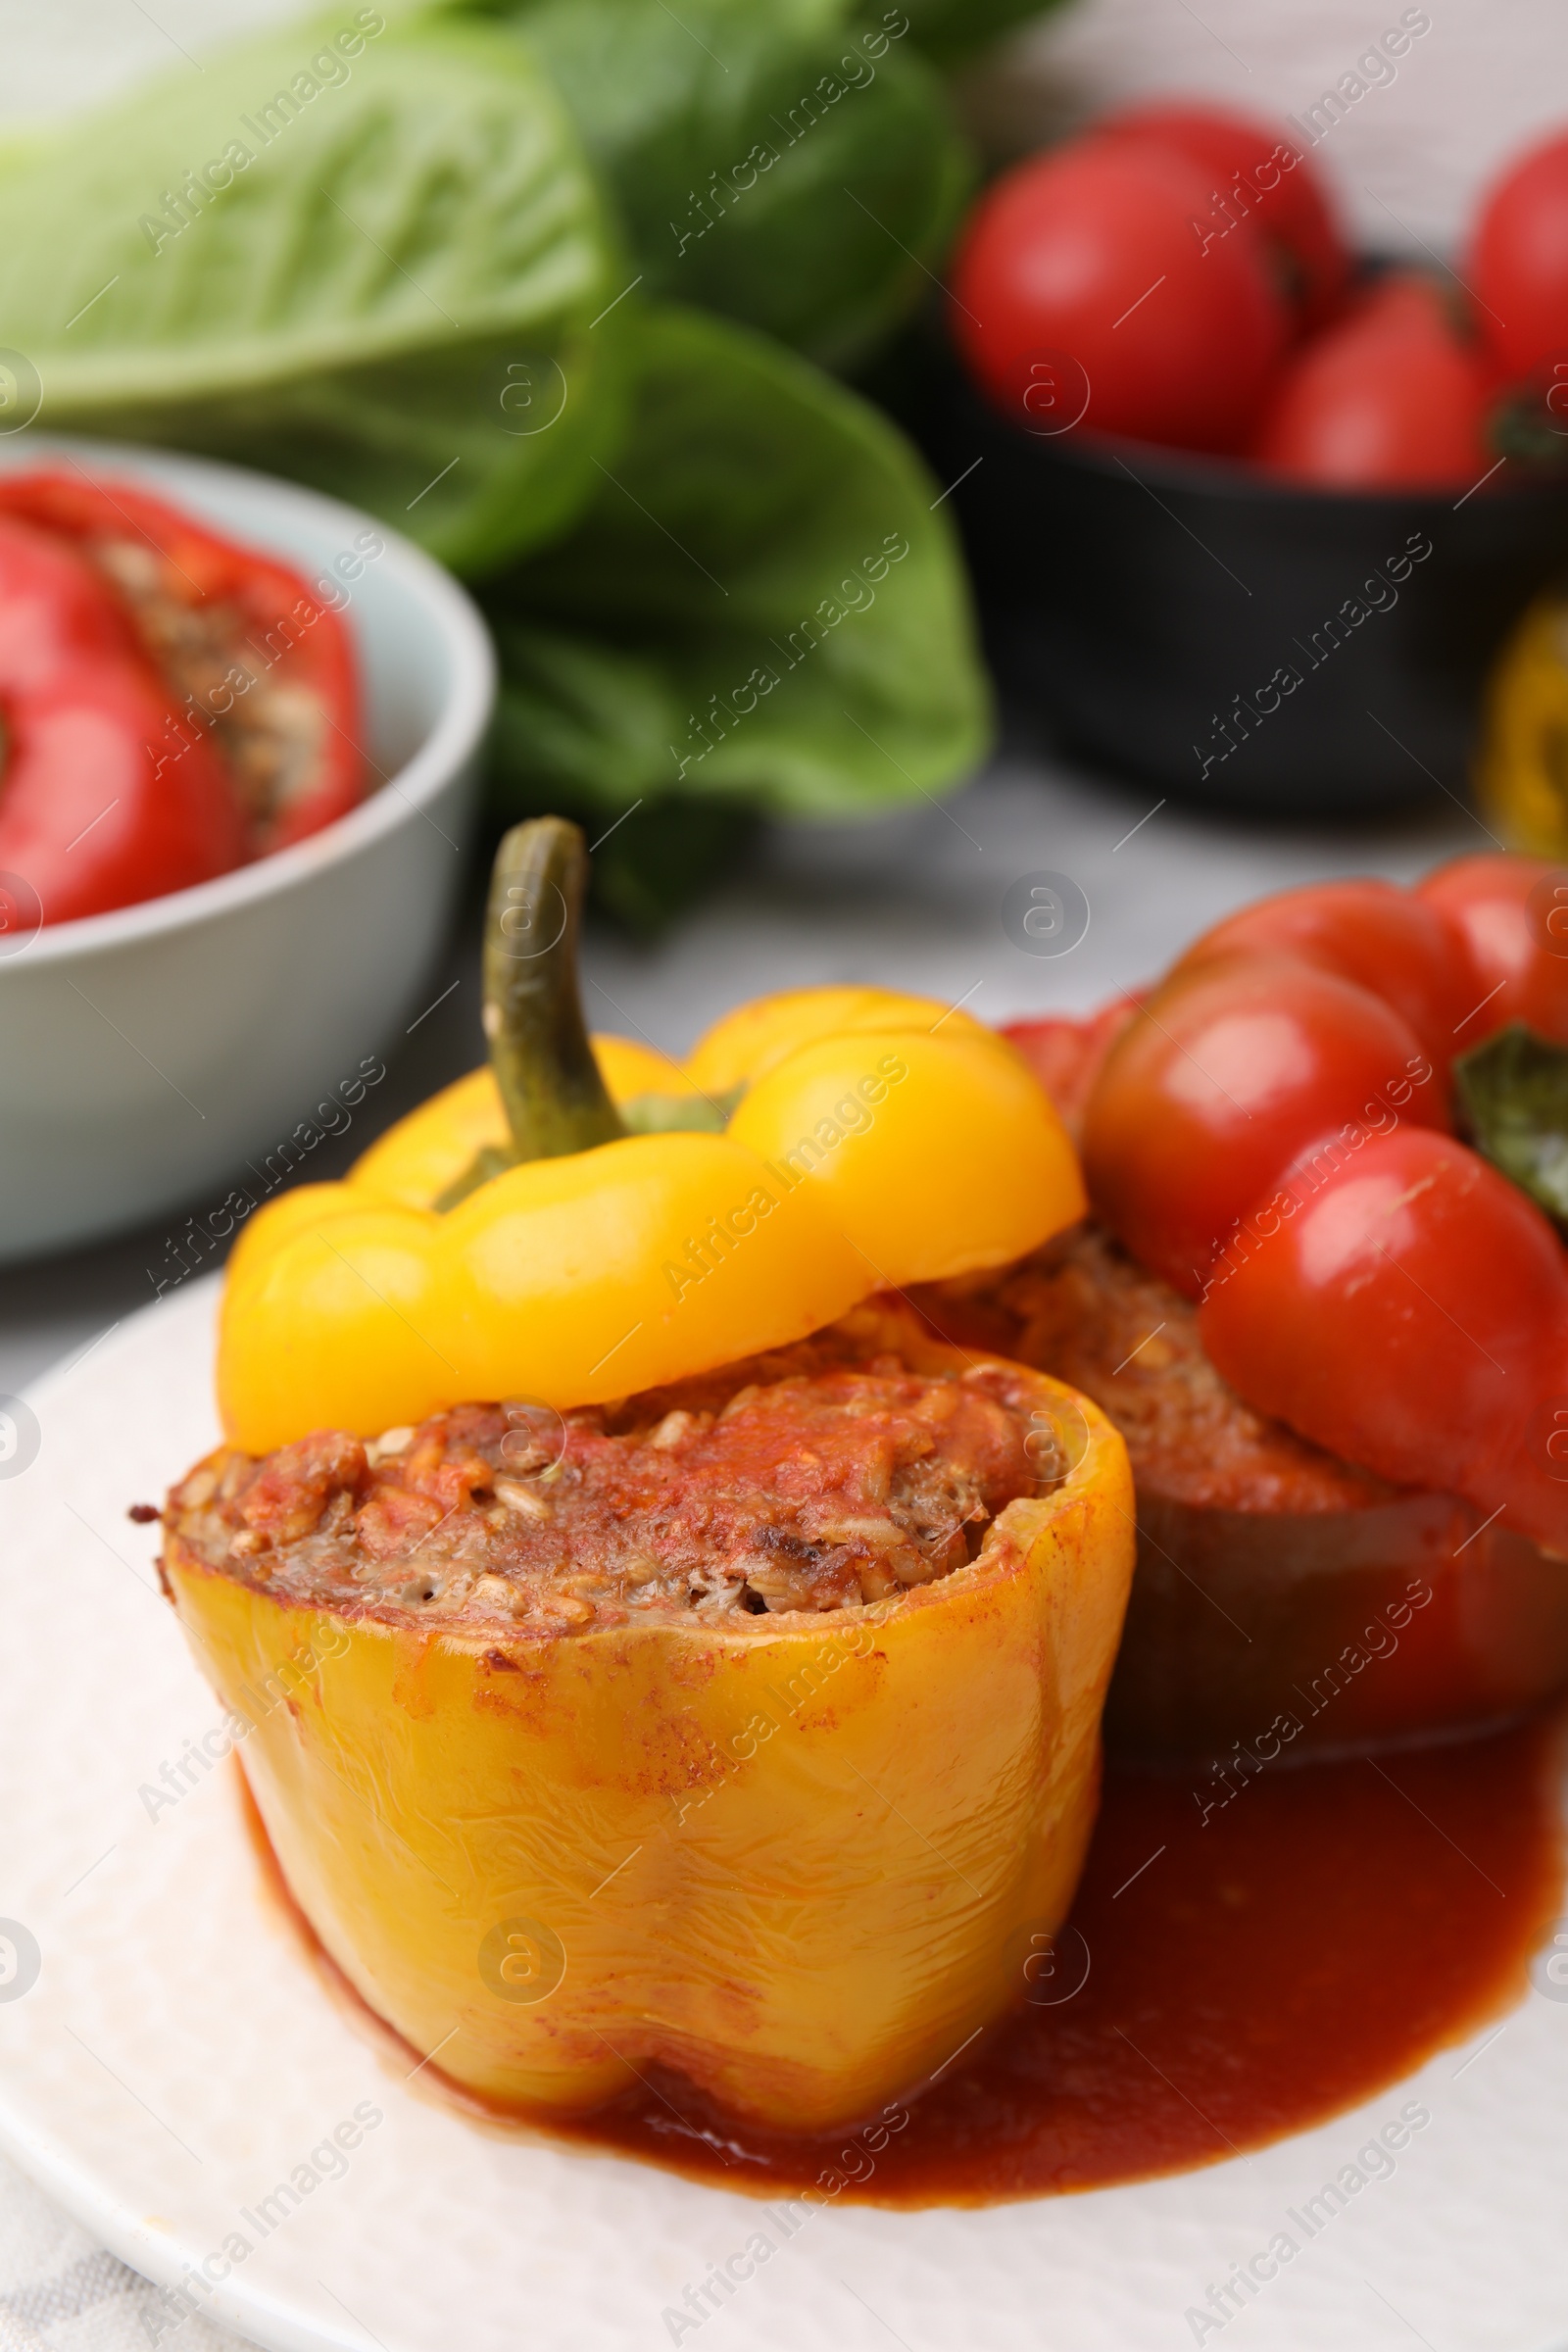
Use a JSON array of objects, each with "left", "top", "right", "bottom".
[{"left": 0, "top": 2155, "right": 250, "bottom": 2352}]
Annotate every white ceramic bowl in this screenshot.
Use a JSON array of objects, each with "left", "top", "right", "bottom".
[{"left": 0, "top": 436, "right": 494, "bottom": 1262}]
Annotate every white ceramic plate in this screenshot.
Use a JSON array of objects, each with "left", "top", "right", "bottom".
[{"left": 2, "top": 1286, "right": 1566, "bottom": 2352}]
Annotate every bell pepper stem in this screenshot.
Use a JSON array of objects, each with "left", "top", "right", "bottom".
[
  {"left": 434, "top": 819, "right": 624, "bottom": 1208},
  {"left": 484, "top": 817, "right": 626, "bottom": 1164}
]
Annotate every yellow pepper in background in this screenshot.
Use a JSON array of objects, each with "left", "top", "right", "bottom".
[
  {"left": 220, "top": 830, "right": 1084, "bottom": 1453},
  {"left": 168, "top": 1309, "right": 1135, "bottom": 2134},
  {"left": 1477, "top": 590, "right": 1568, "bottom": 856}
]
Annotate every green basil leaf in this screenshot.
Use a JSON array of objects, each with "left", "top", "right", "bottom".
[
  {"left": 476, "top": 0, "right": 972, "bottom": 370},
  {"left": 883, "top": 0, "right": 1071, "bottom": 65},
  {"left": 1454, "top": 1022, "right": 1568, "bottom": 1223},
  {"left": 478, "top": 616, "right": 762, "bottom": 924},
  {"left": 579, "top": 798, "right": 757, "bottom": 936},
  {"left": 480, "top": 302, "right": 991, "bottom": 853},
  {"left": 0, "top": 12, "right": 623, "bottom": 572}
]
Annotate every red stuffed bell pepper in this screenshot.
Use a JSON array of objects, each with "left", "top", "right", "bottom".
[
  {"left": 0, "top": 469, "right": 364, "bottom": 924},
  {"left": 964, "top": 859, "right": 1568, "bottom": 1757}
]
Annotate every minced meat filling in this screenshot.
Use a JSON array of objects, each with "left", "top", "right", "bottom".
[
  {"left": 93, "top": 536, "right": 328, "bottom": 838},
  {"left": 921, "top": 1222, "right": 1396, "bottom": 1515},
  {"left": 165, "top": 1344, "right": 1041, "bottom": 1635}
]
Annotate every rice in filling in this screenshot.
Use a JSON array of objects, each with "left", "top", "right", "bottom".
[{"left": 163, "top": 1336, "right": 1042, "bottom": 1634}]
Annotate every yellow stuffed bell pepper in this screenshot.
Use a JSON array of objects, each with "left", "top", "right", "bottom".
[
  {"left": 165, "top": 1305, "right": 1133, "bottom": 2132},
  {"left": 164, "top": 818, "right": 1129, "bottom": 2138},
  {"left": 219, "top": 821, "right": 1084, "bottom": 1454}
]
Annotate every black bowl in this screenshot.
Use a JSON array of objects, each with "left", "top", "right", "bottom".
[{"left": 917, "top": 355, "right": 1568, "bottom": 818}]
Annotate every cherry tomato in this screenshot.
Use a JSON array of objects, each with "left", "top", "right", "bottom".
[
  {"left": 1082, "top": 953, "right": 1446, "bottom": 1297},
  {"left": 0, "top": 515, "right": 244, "bottom": 924},
  {"left": 1417, "top": 851, "right": 1568, "bottom": 1046},
  {"left": 1175, "top": 878, "right": 1472, "bottom": 1074},
  {"left": 1468, "top": 129, "right": 1568, "bottom": 379},
  {"left": 1250, "top": 272, "right": 1490, "bottom": 490},
  {"left": 949, "top": 137, "right": 1290, "bottom": 454},
  {"left": 1200, "top": 1126, "right": 1568, "bottom": 1549},
  {"left": 1093, "top": 100, "right": 1350, "bottom": 331}
]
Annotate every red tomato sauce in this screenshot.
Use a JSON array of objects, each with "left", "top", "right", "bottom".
[{"left": 246, "top": 1713, "right": 1563, "bottom": 2206}]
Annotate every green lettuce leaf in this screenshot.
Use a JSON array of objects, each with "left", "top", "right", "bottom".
[
  {"left": 1454, "top": 1023, "right": 1568, "bottom": 1224},
  {"left": 481, "top": 301, "right": 991, "bottom": 916},
  {"left": 474, "top": 0, "right": 972, "bottom": 370},
  {"left": 0, "top": 11, "right": 622, "bottom": 571}
]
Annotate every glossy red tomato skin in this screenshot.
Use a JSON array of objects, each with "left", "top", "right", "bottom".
[
  {"left": 1093, "top": 100, "right": 1350, "bottom": 330},
  {"left": 1417, "top": 852, "right": 1568, "bottom": 1047},
  {"left": 1250, "top": 273, "right": 1490, "bottom": 489},
  {"left": 1175, "top": 878, "right": 1472, "bottom": 1074},
  {"left": 0, "top": 515, "right": 244, "bottom": 923},
  {"left": 1082, "top": 954, "right": 1446, "bottom": 1298},
  {"left": 1200, "top": 1127, "right": 1568, "bottom": 1548},
  {"left": 1468, "top": 130, "right": 1568, "bottom": 378},
  {"left": 949, "top": 138, "right": 1290, "bottom": 454}
]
